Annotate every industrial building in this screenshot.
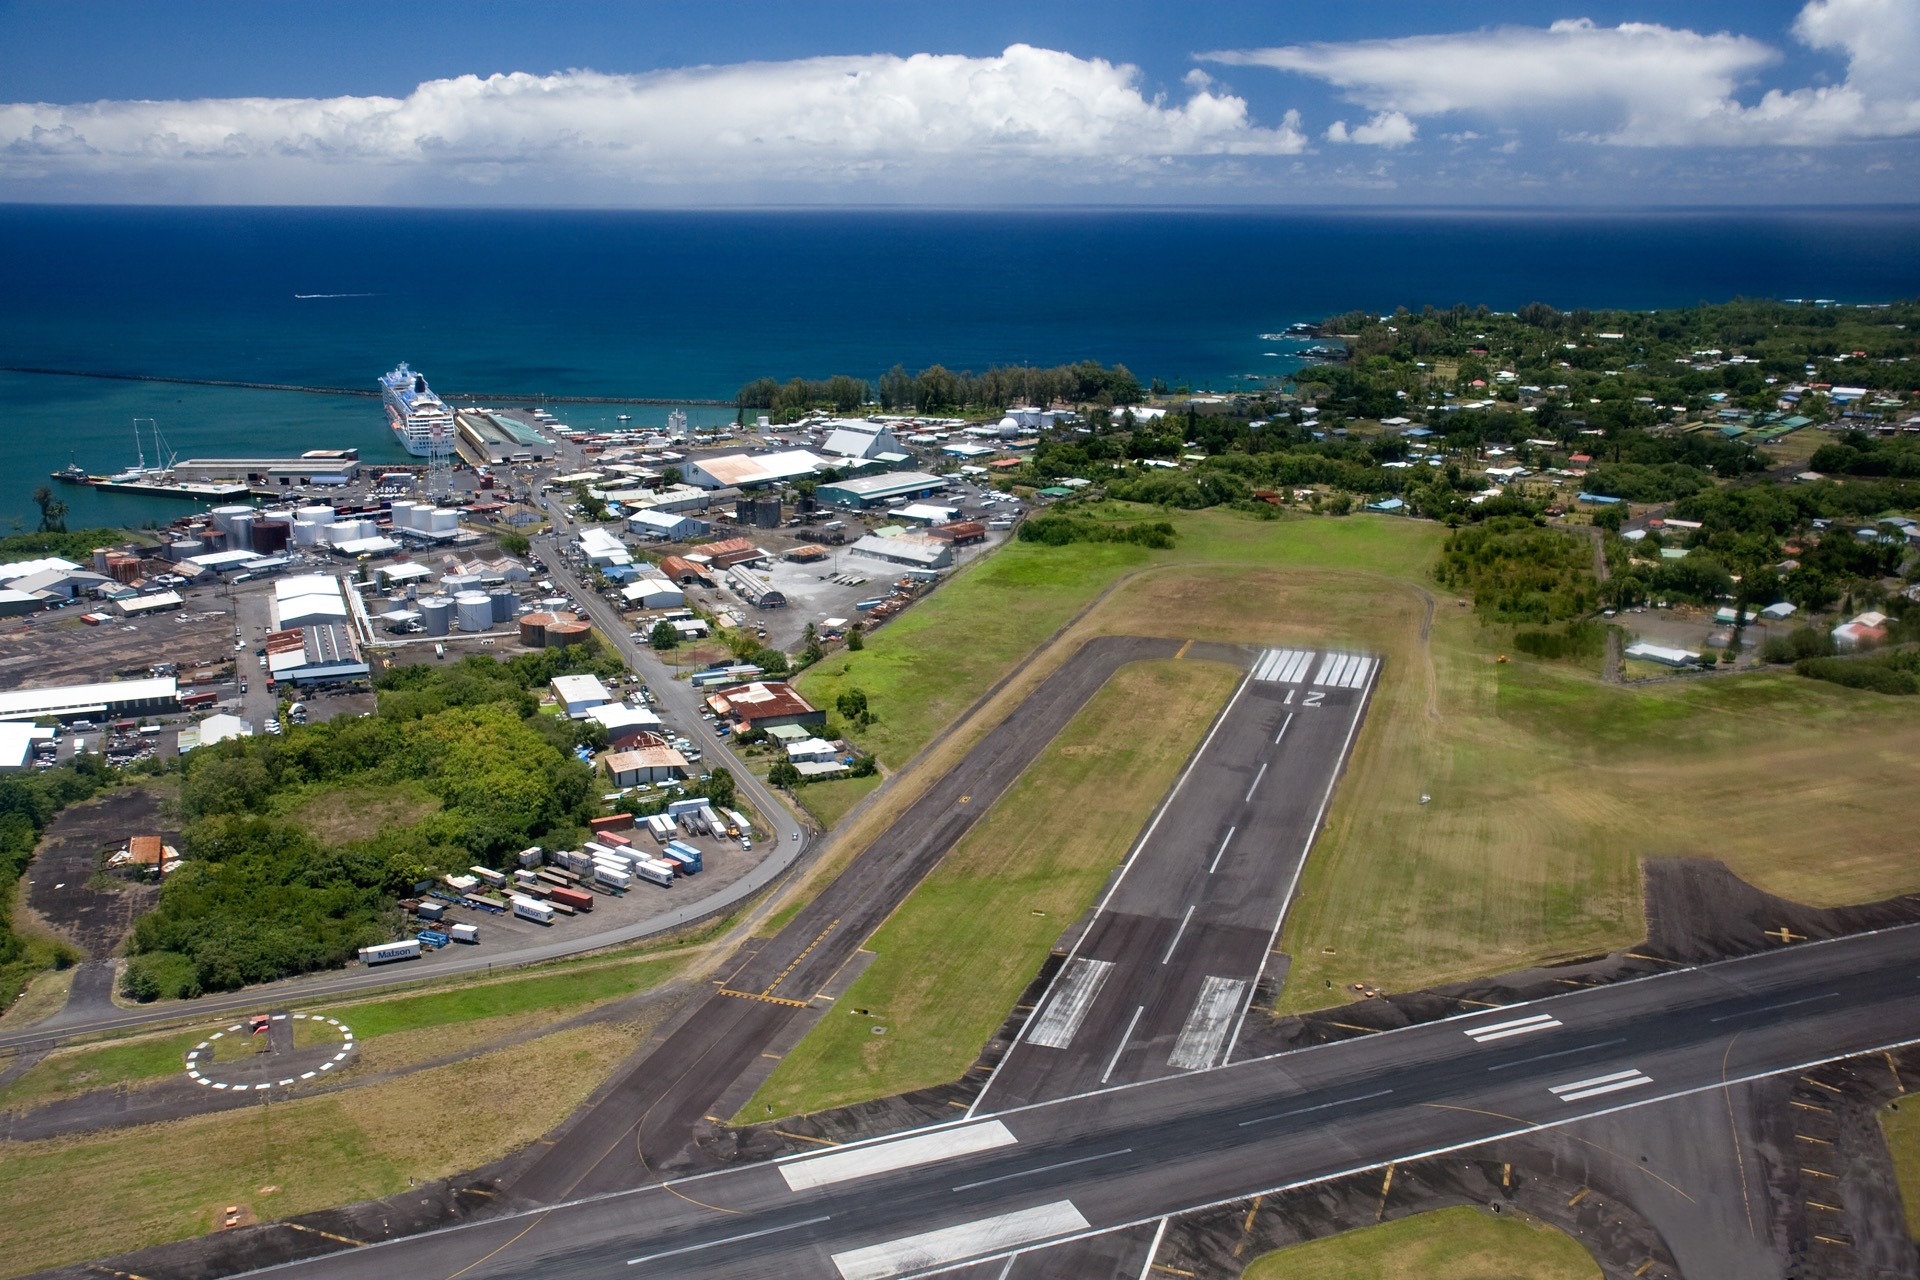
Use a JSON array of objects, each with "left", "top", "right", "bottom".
[
  {"left": 0, "top": 722, "right": 49, "bottom": 771},
  {"left": 0, "top": 676, "right": 179, "bottom": 723},
  {"left": 621, "top": 578, "right": 686, "bottom": 609},
  {"left": 587, "top": 702, "right": 665, "bottom": 746},
  {"left": 577, "top": 527, "right": 632, "bottom": 567},
  {"left": 658, "top": 555, "right": 712, "bottom": 585},
  {"left": 848, "top": 533, "right": 954, "bottom": 571},
  {"left": 816, "top": 472, "right": 946, "bottom": 510},
  {"left": 684, "top": 450, "right": 829, "bottom": 490},
  {"left": 604, "top": 738, "right": 690, "bottom": 786},
  {"left": 704, "top": 681, "right": 825, "bottom": 732},
  {"left": 552, "top": 674, "right": 615, "bottom": 717},
  {"left": 700, "top": 537, "right": 768, "bottom": 570},
  {"left": 820, "top": 421, "right": 907, "bottom": 463},
  {"left": 727, "top": 565, "right": 787, "bottom": 608},
  {"left": 455, "top": 408, "right": 555, "bottom": 463},
  {"left": 926, "top": 520, "right": 987, "bottom": 547},
  {"left": 264, "top": 623, "right": 371, "bottom": 685},
  {"left": 172, "top": 451, "right": 361, "bottom": 487},
  {"left": 271, "top": 575, "right": 354, "bottom": 631},
  {"left": 628, "top": 509, "right": 709, "bottom": 541}
]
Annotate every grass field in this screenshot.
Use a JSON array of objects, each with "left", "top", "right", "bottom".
[
  {"left": 741, "top": 658, "right": 1242, "bottom": 1119},
  {"left": 0, "top": 1022, "right": 637, "bottom": 1279},
  {"left": 278, "top": 781, "right": 441, "bottom": 845},
  {"left": 1882, "top": 1099, "right": 1920, "bottom": 1238},
  {"left": 794, "top": 772, "right": 884, "bottom": 830},
  {"left": 1240, "top": 1207, "right": 1601, "bottom": 1280}
]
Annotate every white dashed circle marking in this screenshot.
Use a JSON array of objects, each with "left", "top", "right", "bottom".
[{"left": 183, "top": 1013, "right": 355, "bottom": 1091}]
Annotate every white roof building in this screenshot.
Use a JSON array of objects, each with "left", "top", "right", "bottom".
[
  {"left": 552, "top": 673, "right": 615, "bottom": 717},
  {"left": 0, "top": 722, "right": 42, "bottom": 771},
  {"left": 577, "top": 527, "right": 632, "bottom": 567},
  {"left": 685, "top": 450, "right": 829, "bottom": 490},
  {"left": 194, "top": 714, "right": 254, "bottom": 747},
  {"left": 587, "top": 701, "right": 664, "bottom": 739},
  {"left": 272, "top": 575, "right": 351, "bottom": 630},
  {"left": 0, "top": 557, "right": 81, "bottom": 585},
  {"left": 848, "top": 533, "right": 953, "bottom": 570},
  {"left": 820, "top": 421, "right": 902, "bottom": 462},
  {"left": 621, "top": 578, "right": 685, "bottom": 609},
  {"left": 0, "top": 676, "right": 178, "bottom": 722}
]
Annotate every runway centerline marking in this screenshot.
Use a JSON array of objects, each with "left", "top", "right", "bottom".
[
  {"left": 1273, "top": 713, "right": 1293, "bottom": 746},
  {"left": 1208, "top": 827, "right": 1236, "bottom": 875},
  {"left": 831, "top": 1201, "right": 1090, "bottom": 1280},
  {"left": 1239, "top": 1088, "right": 1396, "bottom": 1127},
  {"left": 951, "top": 1148, "right": 1132, "bottom": 1192},
  {"left": 780, "top": 1121, "right": 1017, "bottom": 1192},
  {"left": 626, "top": 1214, "right": 831, "bottom": 1266},
  {"left": 1102, "top": 1006, "right": 1145, "bottom": 1084},
  {"left": 1708, "top": 991, "right": 1841, "bottom": 1023},
  {"left": 1551, "top": 1068, "right": 1653, "bottom": 1102},
  {"left": 1486, "top": 1037, "right": 1627, "bottom": 1072},
  {"left": 1244, "top": 761, "right": 1268, "bottom": 803},
  {"left": 1161, "top": 904, "right": 1198, "bottom": 966}
]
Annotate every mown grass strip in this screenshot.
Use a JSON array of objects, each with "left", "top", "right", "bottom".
[{"left": 1239, "top": 1206, "right": 1602, "bottom": 1280}]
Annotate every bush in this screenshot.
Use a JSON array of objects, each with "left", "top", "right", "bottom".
[
  {"left": 1512, "top": 622, "right": 1607, "bottom": 661},
  {"left": 121, "top": 950, "right": 202, "bottom": 1002},
  {"left": 1760, "top": 627, "right": 1835, "bottom": 664},
  {"left": 1017, "top": 515, "right": 1177, "bottom": 549},
  {"left": 1795, "top": 655, "right": 1920, "bottom": 695}
]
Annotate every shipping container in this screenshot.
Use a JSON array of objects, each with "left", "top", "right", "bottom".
[
  {"left": 461, "top": 894, "right": 508, "bottom": 915},
  {"left": 549, "top": 886, "right": 594, "bottom": 912},
  {"left": 470, "top": 865, "right": 507, "bottom": 889},
  {"left": 415, "top": 900, "right": 446, "bottom": 922},
  {"left": 634, "top": 858, "right": 677, "bottom": 888},
  {"left": 510, "top": 896, "right": 555, "bottom": 924},
  {"left": 449, "top": 923, "right": 479, "bottom": 944},
  {"left": 512, "top": 869, "right": 540, "bottom": 888},
  {"left": 359, "top": 940, "right": 422, "bottom": 966},
  {"left": 517, "top": 846, "right": 544, "bottom": 868},
  {"left": 592, "top": 864, "right": 632, "bottom": 890},
  {"left": 598, "top": 830, "right": 633, "bottom": 848},
  {"left": 417, "top": 930, "right": 450, "bottom": 948},
  {"left": 535, "top": 868, "right": 575, "bottom": 890},
  {"left": 660, "top": 846, "right": 702, "bottom": 875},
  {"left": 726, "top": 809, "right": 753, "bottom": 837}
]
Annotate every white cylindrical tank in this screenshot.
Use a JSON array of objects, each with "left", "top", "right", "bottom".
[
  {"left": 420, "top": 597, "right": 454, "bottom": 636},
  {"left": 211, "top": 505, "right": 253, "bottom": 537},
  {"left": 228, "top": 512, "right": 255, "bottom": 551},
  {"left": 429, "top": 508, "right": 459, "bottom": 533},
  {"left": 389, "top": 500, "right": 418, "bottom": 531},
  {"left": 489, "top": 587, "right": 517, "bottom": 623},
  {"left": 169, "top": 539, "right": 204, "bottom": 562},
  {"left": 292, "top": 521, "right": 322, "bottom": 547},
  {"left": 295, "top": 504, "right": 336, "bottom": 525},
  {"left": 454, "top": 591, "right": 492, "bottom": 633}
]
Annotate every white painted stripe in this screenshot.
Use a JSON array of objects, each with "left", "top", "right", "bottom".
[
  {"left": 1467, "top": 1019, "right": 1564, "bottom": 1043},
  {"left": 1160, "top": 904, "right": 1197, "bottom": 966},
  {"left": 1327, "top": 654, "right": 1354, "bottom": 688},
  {"left": 832, "top": 1201, "right": 1090, "bottom": 1280},
  {"left": 1313, "top": 652, "right": 1339, "bottom": 685},
  {"left": 781, "top": 1120, "right": 1017, "bottom": 1191},
  {"left": 1469, "top": 1012, "right": 1556, "bottom": 1035},
  {"left": 1550, "top": 1069, "right": 1644, "bottom": 1095},
  {"left": 1208, "top": 827, "right": 1236, "bottom": 874},
  {"left": 629, "top": 1214, "right": 832, "bottom": 1267},
  {"left": 1557, "top": 1075, "right": 1654, "bottom": 1102},
  {"left": 951, "top": 1147, "right": 1130, "bottom": 1193},
  {"left": 1345, "top": 656, "right": 1377, "bottom": 689},
  {"left": 1272, "top": 713, "right": 1293, "bottom": 746},
  {"left": 1280, "top": 649, "right": 1314, "bottom": 684},
  {"left": 1137, "top": 1219, "right": 1169, "bottom": 1280},
  {"left": 1026, "top": 959, "right": 1114, "bottom": 1050},
  {"left": 1255, "top": 650, "right": 1285, "bottom": 682},
  {"left": 1102, "top": 1006, "right": 1145, "bottom": 1084},
  {"left": 1244, "top": 761, "right": 1268, "bottom": 802},
  {"left": 1168, "top": 977, "right": 1248, "bottom": 1071}
]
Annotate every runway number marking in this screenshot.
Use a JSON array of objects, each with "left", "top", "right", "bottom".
[
  {"left": 1550, "top": 1068, "right": 1653, "bottom": 1102},
  {"left": 1464, "top": 1012, "right": 1562, "bottom": 1043},
  {"left": 1302, "top": 691, "right": 1324, "bottom": 708}
]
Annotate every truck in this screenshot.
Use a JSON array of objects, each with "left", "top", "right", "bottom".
[
  {"left": 469, "top": 865, "right": 507, "bottom": 889},
  {"left": 591, "top": 863, "right": 632, "bottom": 891},
  {"left": 548, "top": 886, "right": 594, "bottom": 913},
  {"left": 448, "top": 922, "right": 479, "bottom": 944},
  {"left": 726, "top": 808, "right": 753, "bottom": 838},
  {"left": 510, "top": 896, "right": 555, "bottom": 925},
  {"left": 634, "top": 858, "right": 677, "bottom": 888},
  {"left": 359, "top": 940, "right": 422, "bottom": 966}
]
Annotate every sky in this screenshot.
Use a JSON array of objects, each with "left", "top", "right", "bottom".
[{"left": 1, "top": 0, "right": 1916, "bottom": 206}]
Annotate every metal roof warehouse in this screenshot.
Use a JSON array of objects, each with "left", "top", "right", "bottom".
[
  {"left": 0, "top": 676, "right": 179, "bottom": 723},
  {"left": 815, "top": 472, "right": 945, "bottom": 509}
]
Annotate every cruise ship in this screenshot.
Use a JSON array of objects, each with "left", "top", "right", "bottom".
[{"left": 379, "top": 363, "right": 456, "bottom": 458}]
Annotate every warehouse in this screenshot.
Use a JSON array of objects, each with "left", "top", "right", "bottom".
[
  {"left": 552, "top": 674, "right": 615, "bottom": 717},
  {"left": 685, "top": 450, "right": 829, "bottom": 490},
  {"left": 604, "top": 739, "right": 690, "bottom": 786},
  {"left": 658, "top": 555, "right": 712, "bottom": 586},
  {"left": 0, "top": 722, "right": 47, "bottom": 771},
  {"left": 727, "top": 565, "right": 787, "bottom": 608},
  {"left": 820, "top": 421, "right": 905, "bottom": 462},
  {"left": 705, "top": 681, "right": 825, "bottom": 732},
  {"left": 577, "top": 527, "right": 632, "bottom": 567},
  {"left": 621, "top": 577, "right": 686, "bottom": 609},
  {"left": 271, "top": 575, "right": 353, "bottom": 631},
  {"left": 173, "top": 453, "right": 362, "bottom": 486},
  {"left": 628, "top": 509, "right": 709, "bottom": 541},
  {"left": 116, "top": 590, "right": 184, "bottom": 617},
  {"left": 816, "top": 471, "right": 945, "bottom": 510},
  {"left": 587, "top": 702, "right": 665, "bottom": 747},
  {"left": 0, "top": 676, "right": 179, "bottom": 723},
  {"left": 265, "top": 624, "right": 371, "bottom": 685},
  {"left": 848, "top": 533, "right": 953, "bottom": 571},
  {"left": 700, "top": 537, "right": 768, "bottom": 570}
]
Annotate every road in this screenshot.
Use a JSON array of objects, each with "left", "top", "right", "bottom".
[{"left": 249, "top": 922, "right": 1920, "bottom": 1279}]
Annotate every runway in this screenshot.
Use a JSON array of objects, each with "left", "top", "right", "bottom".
[{"left": 245, "top": 922, "right": 1920, "bottom": 1279}]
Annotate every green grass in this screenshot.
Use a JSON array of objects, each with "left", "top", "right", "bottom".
[
  {"left": 0, "top": 1031, "right": 203, "bottom": 1109},
  {"left": 319, "top": 955, "right": 682, "bottom": 1039},
  {"left": 742, "top": 657, "right": 1241, "bottom": 1120},
  {"left": 794, "top": 773, "right": 883, "bottom": 829},
  {"left": 1882, "top": 1099, "right": 1920, "bottom": 1238},
  {"left": 274, "top": 780, "right": 441, "bottom": 846},
  {"left": 1240, "top": 1207, "right": 1601, "bottom": 1280}
]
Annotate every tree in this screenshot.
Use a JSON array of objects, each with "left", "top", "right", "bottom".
[
  {"left": 497, "top": 531, "right": 530, "bottom": 557},
  {"left": 847, "top": 624, "right": 865, "bottom": 652},
  {"left": 31, "top": 487, "right": 67, "bottom": 534},
  {"left": 769, "top": 760, "right": 801, "bottom": 789},
  {"left": 649, "top": 620, "right": 679, "bottom": 650},
  {"left": 836, "top": 688, "right": 869, "bottom": 724},
  {"left": 705, "top": 766, "right": 736, "bottom": 812},
  {"left": 661, "top": 466, "right": 683, "bottom": 488}
]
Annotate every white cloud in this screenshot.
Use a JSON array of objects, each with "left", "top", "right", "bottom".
[
  {"left": 1325, "top": 111, "right": 1417, "bottom": 147},
  {"left": 0, "top": 45, "right": 1308, "bottom": 202},
  {"left": 1204, "top": 0, "right": 1920, "bottom": 147}
]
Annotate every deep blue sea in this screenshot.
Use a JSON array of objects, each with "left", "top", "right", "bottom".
[{"left": 4, "top": 205, "right": 1919, "bottom": 529}]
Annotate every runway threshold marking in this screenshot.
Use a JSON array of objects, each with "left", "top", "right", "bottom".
[
  {"left": 627, "top": 1214, "right": 832, "bottom": 1267},
  {"left": 1026, "top": 958, "right": 1114, "bottom": 1049},
  {"left": 718, "top": 989, "right": 811, "bottom": 1008},
  {"left": 1169, "top": 977, "right": 1249, "bottom": 1071},
  {"left": 1550, "top": 1068, "right": 1653, "bottom": 1102},
  {"left": 1464, "top": 1012, "right": 1562, "bottom": 1043},
  {"left": 831, "top": 1201, "right": 1090, "bottom": 1280},
  {"left": 782, "top": 1120, "right": 1016, "bottom": 1191}
]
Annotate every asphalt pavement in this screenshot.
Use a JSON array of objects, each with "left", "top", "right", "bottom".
[{"left": 240, "top": 922, "right": 1920, "bottom": 1280}]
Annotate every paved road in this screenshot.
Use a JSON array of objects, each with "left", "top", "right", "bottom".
[
  {"left": 976, "top": 647, "right": 1377, "bottom": 1113},
  {"left": 248, "top": 923, "right": 1920, "bottom": 1279}
]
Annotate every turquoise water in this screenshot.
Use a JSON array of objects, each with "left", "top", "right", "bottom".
[{"left": 4, "top": 204, "right": 1918, "bottom": 528}]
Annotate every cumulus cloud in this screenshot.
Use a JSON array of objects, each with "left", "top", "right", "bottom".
[
  {"left": 1204, "top": 0, "right": 1920, "bottom": 147},
  {"left": 1325, "top": 111, "right": 1417, "bottom": 147},
  {"left": 0, "top": 45, "right": 1308, "bottom": 201}
]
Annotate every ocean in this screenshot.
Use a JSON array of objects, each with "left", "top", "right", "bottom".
[{"left": 3, "top": 204, "right": 1919, "bottom": 530}]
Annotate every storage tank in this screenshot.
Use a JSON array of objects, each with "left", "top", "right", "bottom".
[
  {"left": 228, "top": 512, "right": 257, "bottom": 551},
  {"left": 168, "top": 539, "right": 204, "bottom": 562},
  {"left": 420, "top": 596, "right": 454, "bottom": 636},
  {"left": 210, "top": 505, "right": 254, "bottom": 538},
  {"left": 295, "top": 504, "right": 336, "bottom": 526},
  {"left": 251, "top": 519, "right": 290, "bottom": 554},
  {"left": 544, "top": 619, "right": 591, "bottom": 647},
  {"left": 488, "top": 587, "right": 518, "bottom": 624},
  {"left": 518, "top": 612, "right": 553, "bottom": 648},
  {"left": 428, "top": 508, "right": 460, "bottom": 533},
  {"left": 454, "top": 591, "right": 493, "bottom": 633},
  {"left": 752, "top": 496, "right": 782, "bottom": 529},
  {"left": 388, "top": 500, "right": 418, "bottom": 532},
  {"left": 291, "top": 521, "right": 323, "bottom": 547}
]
